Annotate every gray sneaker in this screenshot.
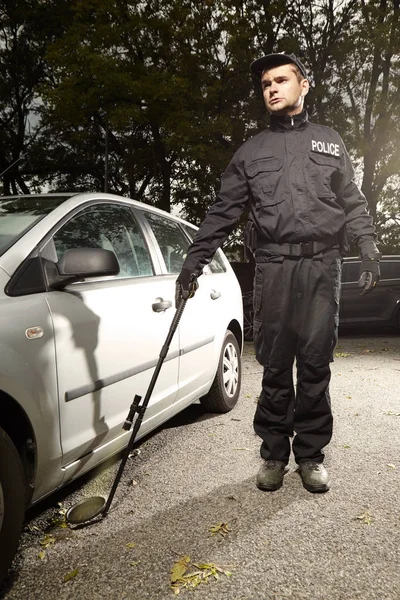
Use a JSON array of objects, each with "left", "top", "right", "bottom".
[
  {"left": 256, "top": 460, "right": 288, "bottom": 491},
  {"left": 298, "top": 461, "right": 330, "bottom": 493}
]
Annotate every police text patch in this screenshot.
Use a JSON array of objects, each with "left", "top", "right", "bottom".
[{"left": 311, "top": 139, "right": 340, "bottom": 157}]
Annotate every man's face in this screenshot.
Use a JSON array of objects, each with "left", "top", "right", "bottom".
[{"left": 261, "top": 64, "right": 309, "bottom": 116}]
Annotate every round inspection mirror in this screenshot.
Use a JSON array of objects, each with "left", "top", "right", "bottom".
[{"left": 66, "top": 496, "right": 106, "bottom": 525}]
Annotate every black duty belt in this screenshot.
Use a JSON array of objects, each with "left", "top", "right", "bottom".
[{"left": 257, "top": 240, "right": 337, "bottom": 257}]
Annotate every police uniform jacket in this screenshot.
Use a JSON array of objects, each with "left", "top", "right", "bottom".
[{"left": 182, "top": 110, "right": 377, "bottom": 277}]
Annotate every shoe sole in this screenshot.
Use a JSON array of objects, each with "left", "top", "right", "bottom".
[
  {"left": 256, "top": 481, "right": 283, "bottom": 492},
  {"left": 301, "top": 481, "right": 330, "bottom": 493}
]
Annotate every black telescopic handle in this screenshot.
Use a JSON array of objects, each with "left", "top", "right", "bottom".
[{"left": 102, "top": 297, "right": 187, "bottom": 516}]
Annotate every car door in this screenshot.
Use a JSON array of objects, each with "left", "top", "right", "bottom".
[
  {"left": 340, "top": 259, "right": 397, "bottom": 325},
  {"left": 42, "top": 201, "right": 179, "bottom": 471},
  {"left": 139, "top": 211, "right": 226, "bottom": 401},
  {"left": 374, "top": 260, "right": 400, "bottom": 323}
]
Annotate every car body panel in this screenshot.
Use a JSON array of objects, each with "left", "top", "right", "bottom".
[
  {"left": 0, "top": 290, "right": 63, "bottom": 499},
  {"left": 177, "top": 265, "right": 243, "bottom": 403}
]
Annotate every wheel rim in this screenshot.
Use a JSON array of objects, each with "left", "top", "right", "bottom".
[
  {"left": 0, "top": 481, "right": 4, "bottom": 532},
  {"left": 222, "top": 342, "right": 239, "bottom": 398},
  {"left": 243, "top": 309, "right": 254, "bottom": 339}
]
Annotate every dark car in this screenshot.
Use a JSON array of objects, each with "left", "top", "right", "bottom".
[
  {"left": 231, "top": 255, "right": 400, "bottom": 340},
  {"left": 229, "top": 261, "right": 255, "bottom": 341},
  {"left": 340, "top": 255, "right": 400, "bottom": 329}
]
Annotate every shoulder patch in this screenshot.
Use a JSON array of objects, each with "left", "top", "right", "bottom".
[{"left": 311, "top": 139, "right": 340, "bottom": 157}]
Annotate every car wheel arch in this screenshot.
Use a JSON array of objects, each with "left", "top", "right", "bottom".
[
  {"left": 226, "top": 319, "right": 243, "bottom": 353},
  {"left": 0, "top": 391, "right": 36, "bottom": 505},
  {"left": 200, "top": 329, "right": 242, "bottom": 413},
  {"left": 0, "top": 425, "right": 26, "bottom": 584}
]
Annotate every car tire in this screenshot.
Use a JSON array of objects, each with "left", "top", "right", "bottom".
[
  {"left": 200, "top": 331, "right": 241, "bottom": 413},
  {"left": 0, "top": 427, "right": 25, "bottom": 584}
]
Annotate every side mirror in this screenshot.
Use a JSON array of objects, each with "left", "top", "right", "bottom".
[{"left": 49, "top": 247, "right": 120, "bottom": 289}]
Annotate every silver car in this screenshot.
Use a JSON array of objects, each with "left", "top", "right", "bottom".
[{"left": 0, "top": 192, "right": 243, "bottom": 581}]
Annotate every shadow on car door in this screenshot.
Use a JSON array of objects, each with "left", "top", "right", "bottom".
[{"left": 42, "top": 202, "right": 180, "bottom": 482}]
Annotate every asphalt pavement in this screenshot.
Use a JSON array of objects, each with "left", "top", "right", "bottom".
[{"left": 1, "top": 332, "right": 399, "bottom": 600}]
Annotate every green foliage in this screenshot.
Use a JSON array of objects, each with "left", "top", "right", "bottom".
[{"left": 0, "top": 0, "right": 398, "bottom": 251}]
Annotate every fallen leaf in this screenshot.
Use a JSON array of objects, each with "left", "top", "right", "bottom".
[
  {"left": 48, "top": 514, "right": 68, "bottom": 529},
  {"left": 346, "top": 395, "right": 352, "bottom": 399},
  {"left": 130, "top": 561, "right": 141, "bottom": 567},
  {"left": 38, "top": 551, "right": 46, "bottom": 560},
  {"left": 170, "top": 555, "right": 191, "bottom": 583},
  {"left": 234, "top": 447, "right": 251, "bottom": 451},
  {"left": 386, "top": 464, "right": 396, "bottom": 469},
  {"left": 39, "top": 535, "right": 56, "bottom": 548},
  {"left": 334, "top": 352, "right": 352, "bottom": 358},
  {"left": 209, "top": 522, "right": 231, "bottom": 537},
  {"left": 130, "top": 479, "right": 138, "bottom": 486},
  {"left": 170, "top": 557, "right": 233, "bottom": 595},
  {"left": 126, "top": 542, "right": 136, "bottom": 549},
  {"left": 343, "top": 444, "right": 351, "bottom": 449},
  {"left": 383, "top": 410, "right": 400, "bottom": 416},
  {"left": 63, "top": 569, "right": 79, "bottom": 583},
  {"left": 356, "top": 510, "right": 373, "bottom": 525}
]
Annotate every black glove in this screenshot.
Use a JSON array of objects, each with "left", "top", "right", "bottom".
[
  {"left": 175, "top": 269, "right": 198, "bottom": 307},
  {"left": 358, "top": 257, "right": 380, "bottom": 296}
]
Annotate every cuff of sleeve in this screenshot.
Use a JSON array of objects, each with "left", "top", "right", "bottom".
[{"left": 358, "top": 238, "right": 380, "bottom": 259}]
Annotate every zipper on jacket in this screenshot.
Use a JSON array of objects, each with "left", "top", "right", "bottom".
[{"left": 291, "top": 116, "right": 294, "bottom": 129}]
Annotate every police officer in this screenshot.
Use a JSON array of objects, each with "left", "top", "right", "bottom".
[{"left": 176, "top": 53, "right": 380, "bottom": 493}]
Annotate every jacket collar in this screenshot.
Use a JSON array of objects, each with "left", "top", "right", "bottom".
[{"left": 269, "top": 110, "right": 309, "bottom": 131}]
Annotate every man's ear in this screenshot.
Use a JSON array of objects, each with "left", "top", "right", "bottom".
[{"left": 301, "top": 79, "right": 310, "bottom": 97}]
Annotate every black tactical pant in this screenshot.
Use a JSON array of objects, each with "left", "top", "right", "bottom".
[{"left": 253, "top": 249, "right": 342, "bottom": 465}]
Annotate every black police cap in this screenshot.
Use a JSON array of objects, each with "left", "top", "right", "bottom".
[{"left": 250, "top": 53, "right": 308, "bottom": 79}]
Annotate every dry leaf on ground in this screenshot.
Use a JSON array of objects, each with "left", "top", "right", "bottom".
[
  {"left": 356, "top": 510, "right": 373, "bottom": 525},
  {"left": 209, "top": 522, "right": 231, "bottom": 537},
  {"left": 63, "top": 569, "right": 79, "bottom": 583}
]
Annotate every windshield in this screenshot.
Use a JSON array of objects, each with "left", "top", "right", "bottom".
[{"left": 0, "top": 195, "right": 72, "bottom": 255}]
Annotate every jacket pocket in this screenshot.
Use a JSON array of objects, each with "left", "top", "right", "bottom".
[
  {"left": 309, "top": 153, "right": 340, "bottom": 198},
  {"left": 246, "top": 157, "right": 284, "bottom": 206}
]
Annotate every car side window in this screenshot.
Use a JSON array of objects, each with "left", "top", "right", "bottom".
[
  {"left": 52, "top": 204, "right": 153, "bottom": 278},
  {"left": 380, "top": 261, "right": 400, "bottom": 280},
  {"left": 143, "top": 212, "right": 189, "bottom": 273}
]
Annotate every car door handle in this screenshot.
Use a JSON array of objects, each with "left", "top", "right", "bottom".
[
  {"left": 152, "top": 298, "right": 172, "bottom": 312},
  {"left": 210, "top": 290, "right": 221, "bottom": 300}
]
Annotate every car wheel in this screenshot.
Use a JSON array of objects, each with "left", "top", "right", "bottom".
[
  {"left": 200, "top": 331, "right": 241, "bottom": 413},
  {"left": 0, "top": 427, "right": 25, "bottom": 584},
  {"left": 242, "top": 292, "right": 254, "bottom": 342},
  {"left": 243, "top": 307, "right": 254, "bottom": 342}
]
